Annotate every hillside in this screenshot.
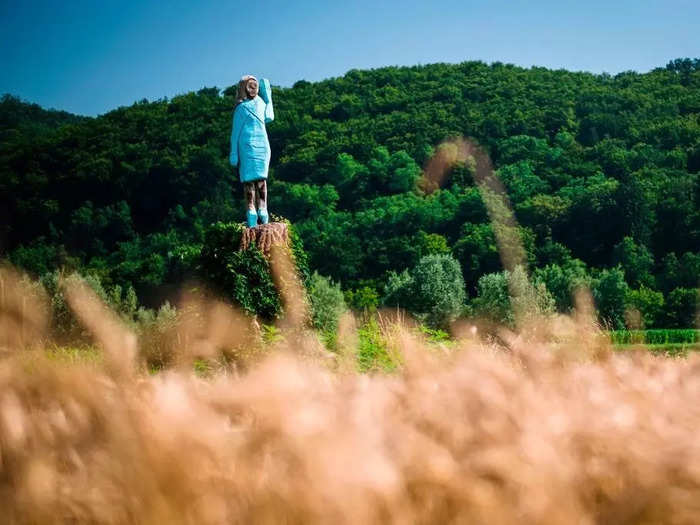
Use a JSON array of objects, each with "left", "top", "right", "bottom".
[{"left": 1, "top": 59, "right": 698, "bottom": 327}]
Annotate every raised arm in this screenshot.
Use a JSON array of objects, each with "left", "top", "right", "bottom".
[
  {"left": 259, "top": 78, "right": 274, "bottom": 123},
  {"left": 229, "top": 106, "right": 244, "bottom": 166}
]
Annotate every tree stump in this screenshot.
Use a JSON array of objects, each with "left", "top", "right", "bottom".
[
  {"left": 238, "top": 221, "right": 309, "bottom": 329},
  {"left": 239, "top": 222, "right": 289, "bottom": 257}
]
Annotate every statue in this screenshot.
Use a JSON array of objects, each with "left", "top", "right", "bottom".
[{"left": 229, "top": 75, "right": 274, "bottom": 227}]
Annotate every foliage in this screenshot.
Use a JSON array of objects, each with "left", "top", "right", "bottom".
[
  {"left": 2, "top": 59, "right": 700, "bottom": 326},
  {"left": 532, "top": 258, "right": 590, "bottom": 312},
  {"left": 612, "top": 237, "right": 655, "bottom": 288},
  {"left": 39, "top": 270, "right": 138, "bottom": 340},
  {"left": 356, "top": 317, "right": 396, "bottom": 372},
  {"left": 384, "top": 254, "right": 466, "bottom": 328},
  {"left": 197, "top": 222, "right": 282, "bottom": 319},
  {"left": 31, "top": 269, "right": 178, "bottom": 367},
  {"left": 592, "top": 266, "right": 630, "bottom": 329},
  {"left": 344, "top": 286, "right": 380, "bottom": 312},
  {"left": 625, "top": 286, "right": 665, "bottom": 328},
  {"left": 663, "top": 288, "right": 699, "bottom": 328},
  {"left": 609, "top": 329, "right": 699, "bottom": 345},
  {"left": 471, "top": 272, "right": 512, "bottom": 324},
  {"left": 418, "top": 325, "right": 452, "bottom": 344},
  {"left": 308, "top": 272, "right": 346, "bottom": 348},
  {"left": 471, "top": 265, "right": 555, "bottom": 325},
  {"left": 261, "top": 323, "right": 283, "bottom": 344},
  {"left": 658, "top": 252, "right": 700, "bottom": 293},
  {"left": 383, "top": 270, "right": 416, "bottom": 312},
  {"left": 509, "top": 265, "right": 556, "bottom": 321},
  {"left": 136, "top": 301, "right": 178, "bottom": 370}
]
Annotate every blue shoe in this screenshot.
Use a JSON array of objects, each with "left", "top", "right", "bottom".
[
  {"left": 257, "top": 208, "right": 269, "bottom": 224},
  {"left": 246, "top": 210, "right": 258, "bottom": 228}
]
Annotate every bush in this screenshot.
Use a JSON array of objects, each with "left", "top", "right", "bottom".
[
  {"left": 664, "top": 288, "right": 699, "bottom": 328},
  {"left": 308, "top": 272, "right": 346, "bottom": 348},
  {"left": 625, "top": 286, "right": 664, "bottom": 328},
  {"left": 532, "top": 259, "right": 590, "bottom": 312},
  {"left": 40, "top": 270, "right": 138, "bottom": 340},
  {"left": 356, "top": 317, "right": 396, "bottom": 372},
  {"left": 136, "top": 302, "right": 178, "bottom": 370},
  {"left": 471, "top": 265, "right": 554, "bottom": 325},
  {"left": 197, "top": 221, "right": 310, "bottom": 320},
  {"left": 344, "top": 286, "right": 379, "bottom": 312},
  {"left": 612, "top": 237, "right": 655, "bottom": 288},
  {"left": 418, "top": 325, "right": 451, "bottom": 344},
  {"left": 383, "top": 270, "right": 415, "bottom": 310},
  {"left": 10, "top": 241, "right": 64, "bottom": 277},
  {"left": 384, "top": 254, "right": 466, "bottom": 328},
  {"left": 471, "top": 271, "right": 512, "bottom": 324},
  {"left": 592, "top": 266, "right": 629, "bottom": 330},
  {"left": 508, "top": 265, "right": 555, "bottom": 321}
]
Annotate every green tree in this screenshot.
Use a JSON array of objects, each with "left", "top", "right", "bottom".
[
  {"left": 472, "top": 266, "right": 554, "bottom": 325},
  {"left": 384, "top": 254, "right": 466, "bottom": 328},
  {"left": 592, "top": 266, "right": 630, "bottom": 329},
  {"left": 308, "top": 272, "right": 346, "bottom": 346},
  {"left": 612, "top": 237, "right": 655, "bottom": 288},
  {"left": 471, "top": 271, "right": 511, "bottom": 324},
  {"left": 344, "top": 286, "right": 380, "bottom": 312},
  {"left": 625, "top": 286, "right": 664, "bottom": 328},
  {"left": 452, "top": 223, "right": 501, "bottom": 293},
  {"left": 532, "top": 258, "right": 590, "bottom": 312},
  {"left": 3, "top": 59, "right": 700, "bottom": 328},
  {"left": 663, "top": 288, "right": 699, "bottom": 328}
]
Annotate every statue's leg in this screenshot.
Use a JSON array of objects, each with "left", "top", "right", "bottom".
[
  {"left": 256, "top": 180, "right": 269, "bottom": 224},
  {"left": 244, "top": 182, "right": 258, "bottom": 227}
]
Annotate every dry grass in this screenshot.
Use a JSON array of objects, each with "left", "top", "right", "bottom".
[
  {"left": 1, "top": 265, "right": 700, "bottom": 524},
  {"left": 1, "top": 134, "right": 697, "bottom": 522}
]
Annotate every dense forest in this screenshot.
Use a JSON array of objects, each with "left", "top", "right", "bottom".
[{"left": 1, "top": 58, "right": 699, "bottom": 329}]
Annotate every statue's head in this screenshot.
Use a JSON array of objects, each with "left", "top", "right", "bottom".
[{"left": 236, "top": 75, "right": 258, "bottom": 104}]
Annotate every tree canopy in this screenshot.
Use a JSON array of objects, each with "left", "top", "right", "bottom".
[{"left": 2, "top": 59, "right": 699, "bottom": 326}]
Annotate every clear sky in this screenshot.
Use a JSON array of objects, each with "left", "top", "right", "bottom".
[{"left": 1, "top": 0, "right": 698, "bottom": 116}]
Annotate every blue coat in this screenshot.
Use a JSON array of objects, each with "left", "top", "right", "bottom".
[{"left": 229, "top": 78, "right": 274, "bottom": 183}]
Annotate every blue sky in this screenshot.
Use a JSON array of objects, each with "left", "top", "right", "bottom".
[{"left": 1, "top": 0, "right": 698, "bottom": 116}]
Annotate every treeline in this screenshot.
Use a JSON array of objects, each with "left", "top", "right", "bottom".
[{"left": 1, "top": 58, "right": 699, "bottom": 328}]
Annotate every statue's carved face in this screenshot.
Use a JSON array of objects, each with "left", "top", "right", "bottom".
[{"left": 245, "top": 78, "right": 259, "bottom": 99}]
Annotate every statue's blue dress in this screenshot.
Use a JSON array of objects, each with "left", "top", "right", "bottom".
[{"left": 229, "top": 78, "right": 274, "bottom": 183}]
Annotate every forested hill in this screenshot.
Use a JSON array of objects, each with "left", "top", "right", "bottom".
[
  {"left": 1, "top": 59, "right": 699, "bottom": 325},
  {"left": 0, "top": 94, "right": 89, "bottom": 134}
]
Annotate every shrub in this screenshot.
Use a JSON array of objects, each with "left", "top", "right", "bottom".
[
  {"left": 136, "top": 302, "right": 178, "bottom": 370},
  {"left": 532, "top": 259, "right": 590, "bottom": 312},
  {"left": 471, "top": 265, "right": 554, "bottom": 326},
  {"left": 198, "top": 221, "right": 309, "bottom": 320},
  {"left": 344, "top": 286, "right": 379, "bottom": 312},
  {"left": 625, "top": 286, "right": 664, "bottom": 328},
  {"left": 592, "top": 266, "right": 629, "bottom": 329},
  {"left": 418, "top": 325, "right": 451, "bottom": 344},
  {"left": 356, "top": 317, "right": 396, "bottom": 372},
  {"left": 471, "top": 271, "right": 512, "bottom": 324},
  {"left": 383, "top": 270, "right": 415, "bottom": 310},
  {"left": 9, "top": 241, "right": 63, "bottom": 277},
  {"left": 40, "top": 270, "right": 138, "bottom": 340},
  {"left": 508, "top": 265, "right": 555, "bottom": 322},
  {"left": 384, "top": 254, "right": 466, "bottom": 328},
  {"left": 308, "top": 272, "right": 346, "bottom": 348},
  {"left": 612, "top": 237, "right": 655, "bottom": 288},
  {"left": 664, "top": 288, "right": 699, "bottom": 328}
]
